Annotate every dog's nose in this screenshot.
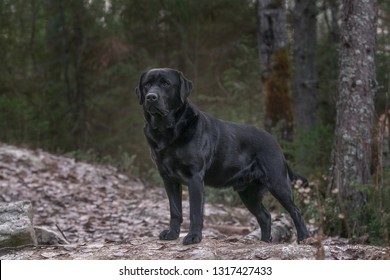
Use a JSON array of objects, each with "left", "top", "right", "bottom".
[{"left": 146, "top": 92, "right": 158, "bottom": 103}]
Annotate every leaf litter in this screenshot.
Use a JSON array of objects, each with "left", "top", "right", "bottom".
[{"left": 1, "top": 143, "right": 389, "bottom": 259}]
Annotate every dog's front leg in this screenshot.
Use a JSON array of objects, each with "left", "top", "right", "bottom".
[
  {"left": 183, "top": 175, "right": 204, "bottom": 245},
  {"left": 159, "top": 178, "right": 182, "bottom": 241}
]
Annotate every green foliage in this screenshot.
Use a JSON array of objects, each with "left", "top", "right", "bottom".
[
  {"left": 284, "top": 124, "right": 334, "bottom": 175},
  {"left": 198, "top": 36, "right": 262, "bottom": 126},
  {"left": 205, "top": 187, "right": 242, "bottom": 206},
  {"left": 63, "top": 147, "right": 140, "bottom": 178},
  {"left": 0, "top": 0, "right": 260, "bottom": 172},
  {"left": 295, "top": 176, "right": 390, "bottom": 245},
  {"left": 0, "top": 94, "right": 51, "bottom": 147},
  {"left": 359, "top": 180, "right": 390, "bottom": 244}
]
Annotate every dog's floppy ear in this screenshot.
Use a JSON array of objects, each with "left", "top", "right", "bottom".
[
  {"left": 178, "top": 71, "right": 193, "bottom": 103},
  {"left": 135, "top": 72, "right": 146, "bottom": 105}
]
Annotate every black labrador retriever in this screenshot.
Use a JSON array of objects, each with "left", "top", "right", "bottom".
[{"left": 135, "top": 68, "right": 310, "bottom": 245}]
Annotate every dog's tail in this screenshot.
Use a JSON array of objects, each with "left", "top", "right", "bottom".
[{"left": 286, "top": 163, "right": 309, "bottom": 188}]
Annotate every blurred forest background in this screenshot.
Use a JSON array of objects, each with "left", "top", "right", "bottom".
[{"left": 0, "top": 0, "right": 389, "bottom": 244}]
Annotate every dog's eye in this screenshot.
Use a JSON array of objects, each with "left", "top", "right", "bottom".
[
  {"left": 143, "top": 82, "right": 151, "bottom": 89},
  {"left": 161, "top": 80, "right": 170, "bottom": 88}
]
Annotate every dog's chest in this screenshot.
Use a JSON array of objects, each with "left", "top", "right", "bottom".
[{"left": 153, "top": 146, "right": 197, "bottom": 183}]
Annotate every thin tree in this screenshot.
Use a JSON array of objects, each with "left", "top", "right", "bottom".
[
  {"left": 70, "top": 0, "right": 88, "bottom": 149},
  {"left": 329, "top": 0, "right": 378, "bottom": 237},
  {"left": 292, "top": 0, "right": 318, "bottom": 130},
  {"left": 257, "top": 0, "right": 294, "bottom": 141}
]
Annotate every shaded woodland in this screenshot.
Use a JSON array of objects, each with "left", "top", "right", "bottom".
[{"left": 0, "top": 0, "right": 390, "bottom": 245}]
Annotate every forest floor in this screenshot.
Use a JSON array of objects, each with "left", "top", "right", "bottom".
[{"left": 0, "top": 143, "right": 389, "bottom": 260}]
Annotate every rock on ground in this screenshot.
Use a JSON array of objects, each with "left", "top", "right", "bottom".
[
  {"left": 34, "top": 226, "right": 69, "bottom": 245},
  {"left": 0, "top": 201, "right": 37, "bottom": 248}
]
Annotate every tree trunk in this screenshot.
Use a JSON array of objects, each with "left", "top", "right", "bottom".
[
  {"left": 329, "top": 0, "right": 378, "bottom": 238},
  {"left": 257, "top": 0, "right": 294, "bottom": 141},
  {"left": 70, "top": 0, "right": 88, "bottom": 148},
  {"left": 292, "top": 0, "right": 318, "bottom": 130},
  {"left": 45, "top": 0, "right": 73, "bottom": 148}
]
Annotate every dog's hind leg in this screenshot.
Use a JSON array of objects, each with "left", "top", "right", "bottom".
[
  {"left": 238, "top": 184, "right": 272, "bottom": 242},
  {"left": 267, "top": 178, "right": 310, "bottom": 243}
]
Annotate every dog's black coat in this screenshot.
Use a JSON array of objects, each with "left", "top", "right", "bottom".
[{"left": 135, "top": 68, "right": 309, "bottom": 245}]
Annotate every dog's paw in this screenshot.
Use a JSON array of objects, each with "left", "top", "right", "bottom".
[
  {"left": 300, "top": 237, "right": 318, "bottom": 245},
  {"left": 159, "top": 229, "right": 180, "bottom": 240},
  {"left": 183, "top": 232, "right": 202, "bottom": 245}
]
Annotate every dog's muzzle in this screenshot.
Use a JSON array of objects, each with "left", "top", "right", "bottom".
[{"left": 145, "top": 92, "right": 169, "bottom": 116}]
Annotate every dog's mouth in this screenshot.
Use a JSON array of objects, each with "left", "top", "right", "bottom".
[{"left": 146, "top": 104, "right": 169, "bottom": 117}]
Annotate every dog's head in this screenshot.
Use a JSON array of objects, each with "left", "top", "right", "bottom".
[{"left": 135, "top": 68, "right": 193, "bottom": 116}]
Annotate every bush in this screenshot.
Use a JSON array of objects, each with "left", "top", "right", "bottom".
[{"left": 283, "top": 124, "right": 334, "bottom": 176}]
